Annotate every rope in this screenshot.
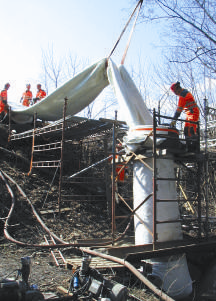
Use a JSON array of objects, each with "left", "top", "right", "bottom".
[
  {"left": 121, "top": 0, "right": 143, "bottom": 65},
  {"left": 107, "top": 0, "right": 143, "bottom": 61}
]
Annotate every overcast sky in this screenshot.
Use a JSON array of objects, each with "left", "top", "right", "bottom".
[{"left": 1, "top": 0, "right": 160, "bottom": 105}]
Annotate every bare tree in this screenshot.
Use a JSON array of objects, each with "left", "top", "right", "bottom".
[
  {"left": 129, "top": 56, "right": 156, "bottom": 111},
  {"left": 63, "top": 53, "right": 99, "bottom": 119},
  {"left": 41, "top": 45, "right": 64, "bottom": 92},
  {"left": 139, "top": 0, "right": 216, "bottom": 73},
  {"left": 40, "top": 46, "right": 118, "bottom": 120},
  {"left": 64, "top": 52, "right": 89, "bottom": 79},
  {"left": 130, "top": 0, "right": 216, "bottom": 119}
]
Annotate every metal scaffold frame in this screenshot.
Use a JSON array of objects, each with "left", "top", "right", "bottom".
[
  {"left": 7, "top": 100, "right": 216, "bottom": 254},
  {"left": 8, "top": 101, "right": 129, "bottom": 225},
  {"left": 153, "top": 109, "right": 203, "bottom": 244}
]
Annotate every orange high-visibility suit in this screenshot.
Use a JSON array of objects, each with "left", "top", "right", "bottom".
[
  {"left": 36, "top": 89, "right": 46, "bottom": 100},
  {"left": 22, "top": 90, "right": 32, "bottom": 107},
  {"left": 174, "top": 89, "right": 200, "bottom": 135},
  {"left": 0, "top": 89, "right": 8, "bottom": 113}
]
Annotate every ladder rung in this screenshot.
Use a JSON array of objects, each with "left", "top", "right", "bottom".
[
  {"left": 156, "top": 199, "right": 178, "bottom": 202},
  {"left": 34, "top": 147, "right": 62, "bottom": 152},
  {"left": 156, "top": 219, "right": 182, "bottom": 224},
  {"left": 44, "top": 235, "right": 66, "bottom": 267},
  {"left": 156, "top": 177, "right": 185, "bottom": 181},
  {"left": 156, "top": 198, "right": 198, "bottom": 202},
  {"left": 32, "top": 160, "right": 60, "bottom": 168}
]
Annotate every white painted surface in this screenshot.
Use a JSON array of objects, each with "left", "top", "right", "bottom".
[
  {"left": 133, "top": 159, "right": 192, "bottom": 299},
  {"left": 133, "top": 159, "right": 182, "bottom": 244},
  {"left": 107, "top": 60, "right": 152, "bottom": 127}
]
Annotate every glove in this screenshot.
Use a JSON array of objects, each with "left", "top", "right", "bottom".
[{"left": 170, "top": 120, "right": 176, "bottom": 127}]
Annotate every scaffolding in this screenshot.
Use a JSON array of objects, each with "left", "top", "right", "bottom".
[
  {"left": 7, "top": 102, "right": 216, "bottom": 255},
  {"left": 103, "top": 110, "right": 216, "bottom": 262},
  {"left": 9, "top": 101, "right": 128, "bottom": 218},
  {"left": 153, "top": 110, "right": 203, "bottom": 241}
]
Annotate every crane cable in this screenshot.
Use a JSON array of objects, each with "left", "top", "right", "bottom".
[
  {"left": 107, "top": 0, "right": 143, "bottom": 62},
  {"left": 121, "top": 0, "right": 143, "bottom": 65}
]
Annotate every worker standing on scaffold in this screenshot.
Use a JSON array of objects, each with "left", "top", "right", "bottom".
[
  {"left": 20, "top": 84, "right": 33, "bottom": 107},
  {"left": 0, "top": 83, "right": 10, "bottom": 122},
  {"left": 170, "top": 81, "right": 200, "bottom": 151},
  {"left": 33, "top": 83, "right": 46, "bottom": 104}
]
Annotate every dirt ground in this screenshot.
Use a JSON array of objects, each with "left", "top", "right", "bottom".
[
  {"left": 0, "top": 242, "right": 73, "bottom": 298},
  {"left": 0, "top": 243, "right": 161, "bottom": 300},
  {"left": 1, "top": 139, "right": 216, "bottom": 301},
  {"left": 0, "top": 148, "right": 161, "bottom": 301}
]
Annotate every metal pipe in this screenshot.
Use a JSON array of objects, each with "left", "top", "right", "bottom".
[
  {"left": 118, "top": 193, "right": 153, "bottom": 236},
  {"left": 8, "top": 106, "right": 11, "bottom": 141},
  {"left": 153, "top": 109, "right": 157, "bottom": 248},
  {"left": 204, "top": 98, "right": 209, "bottom": 237},
  {"left": 58, "top": 98, "right": 67, "bottom": 214},
  {"left": 28, "top": 112, "right": 37, "bottom": 175},
  {"left": 68, "top": 150, "right": 124, "bottom": 179},
  {"left": 81, "top": 247, "right": 175, "bottom": 301},
  {"left": 112, "top": 111, "right": 117, "bottom": 243}
]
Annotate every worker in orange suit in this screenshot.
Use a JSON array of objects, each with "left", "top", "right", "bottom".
[
  {"left": 33, "top": 84, "right": 46, "bottom": 104},
  {"left": 20, "top": 84, "right": 33, "bottom": 107},
  {"left": 170, "top": 81, "right": 200, "bottom": 136},
  {"left": 0, "top": 83, "right": 10, "bottom": 121}
]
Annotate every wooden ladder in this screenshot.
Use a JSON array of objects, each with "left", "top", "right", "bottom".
[{"left": 44, "top": 235, "right": 66, "bottom": 268}]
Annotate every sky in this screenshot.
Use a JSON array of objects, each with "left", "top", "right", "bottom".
[{"left": 0, "top": 0, "right": 161, "bottom": 108}]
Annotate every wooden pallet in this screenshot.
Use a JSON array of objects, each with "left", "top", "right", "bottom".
[{"left": 66, "top": 256, "right": 124, "bottom": 270}]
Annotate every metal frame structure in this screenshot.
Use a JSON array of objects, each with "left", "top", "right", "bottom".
[
  {"left": 8, "top": 102, "right": 128, "bottom": 219},
  {"left": 153, "top": 109, "right": 203, "bottom": 243},
  {"left": 7, "top": 102, "right": 216, "bottom": 254}
]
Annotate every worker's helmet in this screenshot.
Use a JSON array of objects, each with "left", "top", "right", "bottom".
[
  {"left": 170, "top": 81, "right": 180, "bottom": 92},
  {"left": 26, "top": 84, "right": 31, "bottom": 89},
  {"left": 5, "top": 83, "right": 10, "bottom": 89}
]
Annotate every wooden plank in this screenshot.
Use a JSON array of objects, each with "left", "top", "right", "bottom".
[
  {"left": 57, "top": 286, "right": 73, "bottom": 296},
  {"left": 66, "top": 256, "right": 124, "bottom": 270},
  {"left": 40, "top": 208, "right": 72, "bottom": 215}
]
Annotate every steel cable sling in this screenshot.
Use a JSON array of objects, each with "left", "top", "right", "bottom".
[{"left": 107, "top": 0, "right": 143, "bottom": 63}]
